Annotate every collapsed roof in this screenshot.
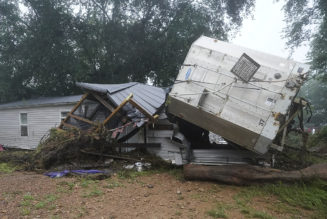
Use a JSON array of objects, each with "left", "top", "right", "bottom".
[
  {"left": 60, "top": 82, "right": 167, "bottom": 132},
  {"left": 76, "top": 82, "right": 166, "bottom": 119}
]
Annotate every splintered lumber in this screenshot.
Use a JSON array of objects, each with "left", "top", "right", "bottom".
[
  {"left": 183, "top": 163, "right": 327, "bottom": 185},
  {"left": 102, "top": 93, "right": 133, "bottom": 126},
  {"left": 59, "top": 93, "right": 89, "bottom": 128},
  {"left": 68, "top": 113, "right": 98, "bottom": 126}
]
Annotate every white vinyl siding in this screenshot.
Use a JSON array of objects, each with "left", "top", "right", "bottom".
[{"left": 0, "top": 104, "right": 75, "bottom": 149}]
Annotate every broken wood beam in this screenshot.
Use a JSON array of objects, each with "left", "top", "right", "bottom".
[
  {"left": 128, "top": 98, "right": 158, "bottom": 121},
  {"left": 59, "top": 93, "right": 89, "bottom": 128},
  {"left": 91, "top": 93, "right": 116, "bottom": 112},
  {"left": 102, "top": 93, "right": 133, "bottom": 126},
  {"left": 69, "top": 113, "right": 98, "bottom": 126},
  {"left": 183, "top": 163, "right": 327, "bottom": 185},
  {"left": 277, "top": 108, "right": 301, "bottom": 134}
]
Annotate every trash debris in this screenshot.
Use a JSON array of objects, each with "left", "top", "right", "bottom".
[
  {"left": 44, "top": 169, "right": 107, "bottom": 178},
  {"left": 124, "top": 162, "right": 151, "bottom": 172},
  {"left": 124, "top": 164, "right": 134, "bottom": 170},
  {"left": 135, "top": 162, "right": 143, "bottom": 172}
]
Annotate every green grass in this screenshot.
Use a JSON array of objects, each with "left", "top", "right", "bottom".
[
  {"left": 0, "top": 163, "right": 16, "bottom": 173},
  {"left": 80, "top": 178, "right": 96, "bottom": 188},
  {"left": 57, "top": 181, "right": 75, "bottom": 190},
  {"left": 35, "top": 201, "right": 46, "bottom": 209},
  {"left": 20, "top": 192, "right": 34, "bottom": 206},
  {"left": 233, "top": 179, "right": 327, "bottom": 218},
  {"left": 206, "top": 203, "right": 231, "bottom": 218},
  {"left": 56, "top": 181, "right": 76, "bottom": 193},
  {"left": 104, "top": 180, "right": 124, "bottom": 189},
  {"left": 258, "top": 180, "right": 327, "bottom": 217},
  {"left": 117, "top": 167, "right": 183, "bottom": 181},
  {"left": 76, "top": 207, "right": 88, "bottom": 217},
  {"left": 21, "top": 193, "right": 57, "bottom": 211},
  {"left": 21, "top": 207, "right": 31, "bottom": 216},
  {"left": 82, "top": 186, "right": 103, "bottom": 198},
  {"left": 252, "top": 211, "right": 274, "bottom": 219},
  {"left": 233, "top": 194, "right": 275, "bottom": 219}
]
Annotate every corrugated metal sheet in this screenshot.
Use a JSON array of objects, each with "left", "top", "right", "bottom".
[
  {"left": 76, "top": 82, "right": 166, "bottom": 116},
  {"left": 0, "top": 95, "right": 82, "bottom": 110},
  {"left": 76, "top": 82, "right": 137, "bottom": 94},
  {"left": 191, "top": 149, "right": 257, "bottom": 165}
]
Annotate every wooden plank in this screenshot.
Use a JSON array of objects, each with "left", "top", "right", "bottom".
[
  {"left": 102, "top": 93, "right": 133, "bottom": 126},
  {"left": 128, "top": 98, "right": 157, "bottom": 121},
  {"left": 277, "top": 108, "right": 301, "bottom": 134},
  {"left": 69, "top": 113, "right": 98, "bottom": 126},
  {"left": 59, "top": 93, "right": 89, "bottom": 128}
]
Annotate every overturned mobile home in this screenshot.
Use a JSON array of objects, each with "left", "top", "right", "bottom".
[{"left": 168, "top": 36, "right": 310, "bottom": 154}]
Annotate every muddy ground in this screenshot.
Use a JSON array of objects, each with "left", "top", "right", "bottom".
[{"left": 0, "top": 169, "right": 317, "bottom": 219}]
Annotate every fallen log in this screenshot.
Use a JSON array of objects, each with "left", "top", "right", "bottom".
[{"left": 183, "top": 163, "right": 327, "bottom": 185}]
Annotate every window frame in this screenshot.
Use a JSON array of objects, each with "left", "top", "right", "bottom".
[{"left": 19, "top": 112, "right": 28, "bottom": 137}]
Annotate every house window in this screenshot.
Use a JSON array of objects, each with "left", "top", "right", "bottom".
[
  {"left": 60, "top": 111, "right": 69, "bottom": 121},
  {"left": 20, "top": 113, "right": 28, "bottom": 136}
]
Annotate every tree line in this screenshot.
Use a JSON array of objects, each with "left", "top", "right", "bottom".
[{"left": 0, "top": 0, "right": 254, "bottom": 102}]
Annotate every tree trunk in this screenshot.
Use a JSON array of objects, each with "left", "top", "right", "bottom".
[{"left": 183, "top": 163, "right": 327, "bottom": 185}]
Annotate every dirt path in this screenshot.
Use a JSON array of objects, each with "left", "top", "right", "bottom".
[{"left": 0, "top": 170, "right": 312, "bottom": 219}]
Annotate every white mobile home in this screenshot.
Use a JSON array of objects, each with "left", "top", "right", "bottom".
[{"left": 0, "top": 95, "right": 81, "bottom": 149}]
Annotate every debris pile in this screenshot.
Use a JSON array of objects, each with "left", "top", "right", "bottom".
[{"left": 34, "top": 127, "right": 115, "bottom": 169}]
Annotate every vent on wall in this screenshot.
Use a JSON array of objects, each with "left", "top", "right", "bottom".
[{"left": 231, "top": 53, "right": 260, "bottom": 82}]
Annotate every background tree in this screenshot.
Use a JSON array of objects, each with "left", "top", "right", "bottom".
[
  {"left": 0, "top": 0, "right": 255, "bottom": 102},
  {"left": 282, "top": 0, "right": 327, "bottom": 127},
  {"left": 283, "top": 0, "right": 327, "bottom": 81}
]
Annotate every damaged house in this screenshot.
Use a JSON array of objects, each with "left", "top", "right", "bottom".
[{"left": 58, "top": 82, "right": 191, "bottom": 165}]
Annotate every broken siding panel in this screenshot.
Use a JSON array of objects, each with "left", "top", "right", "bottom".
[{"left": 0, "top": 104, "right": 75, "bottom": 149}]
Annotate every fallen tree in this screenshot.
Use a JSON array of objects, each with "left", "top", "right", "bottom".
[{"left": 184, "top": 163, "right": 327, "bottom": 185}]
